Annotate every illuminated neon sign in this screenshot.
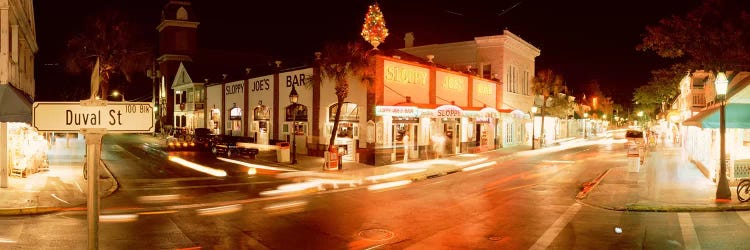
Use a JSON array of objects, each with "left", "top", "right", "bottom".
[{"left": 375, "top": 106, "right": 419, "bottom": 117}]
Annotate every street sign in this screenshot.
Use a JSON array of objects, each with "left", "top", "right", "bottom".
[{"left": 32, "top": 101, "right": 154, "bottom": 133}]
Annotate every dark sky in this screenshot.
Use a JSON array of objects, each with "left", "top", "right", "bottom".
[{"left": 34, "top": 0, "right": 702, "bottom": 104}]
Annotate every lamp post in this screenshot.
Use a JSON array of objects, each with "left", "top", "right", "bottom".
[
  {"left": 637, "top": 111, "right": 644, "bottom": 128},
  {"left": 715, "top": 71, "right": 731, "bottom": 200},
  {"left": 147, "top": 68, "right": 161, "bottom": 137},
  {"left": 112, "top": 90, "right": 125, "bottom": 101},
  {"left": 583, "top": 113, "right": 589, "bottom": 139},
  {"left": 289, "top": 84, "right": 299, "bottom": 164},
  {"left": 531, "top": 106, "right": 538, "bottom": 150}
]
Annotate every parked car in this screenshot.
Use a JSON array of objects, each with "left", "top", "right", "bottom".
[
  {"left": 625, "top": 129, "right": 645, "bottom": 146},
  {"left": 193, "top": 128, "right": 218, "bottom": 150}
]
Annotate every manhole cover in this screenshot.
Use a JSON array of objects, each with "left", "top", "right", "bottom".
[
  {"left": 358, "top": 228, "right": 395, "bottom": 241},
  {"left": 488, "top": 236, "right": 503, "bottom": 241}
]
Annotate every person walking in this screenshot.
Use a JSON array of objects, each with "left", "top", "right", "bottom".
[{"left": 403, "top": 132, "right": 410, "bottom": 163}]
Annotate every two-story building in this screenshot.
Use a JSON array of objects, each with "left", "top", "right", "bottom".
[
  {"left": 399, "top": 29, "right": 540, "bottom": 147},
  {"left": 1, "top": 0, "right": 44, "bottom": 185}
]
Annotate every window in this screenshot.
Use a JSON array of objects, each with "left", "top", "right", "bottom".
[
  {"left": 483, "top": 64, "right": 492, "bottom": 79},
  {"left": 329, "top": 102, "right": 359, "bottom": 121},
  {"left": 523, "top": 71, "right": 529, "bottom": 95},
  {"left": 176, "top": 7, "right": 189, "bottom": 20}
]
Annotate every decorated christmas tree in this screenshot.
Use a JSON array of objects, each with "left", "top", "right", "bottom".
[{"left": 361, "top": 3, "right": 389, "bottom": 49}]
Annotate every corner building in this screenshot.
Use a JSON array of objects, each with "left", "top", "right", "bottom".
[{"left": 204, "top": 54, "right": 509, "bottom": 166}]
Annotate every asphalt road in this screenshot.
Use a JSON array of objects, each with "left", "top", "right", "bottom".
[{"left": 2, "top": 138, "right": 750, "bottom": 249}]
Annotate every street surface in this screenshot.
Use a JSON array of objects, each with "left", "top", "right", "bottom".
[{"left": 1, "top": 136, "right": 749, "bottom": 249}]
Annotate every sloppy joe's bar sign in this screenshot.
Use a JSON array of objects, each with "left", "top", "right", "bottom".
[
  {"left": 433, "top": 104, "right": 463, "bottom": 118},
  {"left": 375, "top": 106, "right": 419, "bottom": 117},
  {"left": 383, "top": 60, "right": 430, "bottom": 104}
]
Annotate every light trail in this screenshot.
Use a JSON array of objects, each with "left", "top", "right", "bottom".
[
  {"left": 168, "top": 156, "right": 227, "bottom": 177},
  {"left": 462, "top": 161, "right": 496, "bottom": 171}
]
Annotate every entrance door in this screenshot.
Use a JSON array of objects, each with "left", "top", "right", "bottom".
[
  {"left": 293, "top": 122, "right": 307, "bottom": 154},
  {"left": 254, "top": 120, "right": 270, "bottom": 145},
  {"left": 443, "top": 121, "right": 459, "bottom": 155},
  {"left": 408, "top": 124, "right": 418, "bottom": 159}
]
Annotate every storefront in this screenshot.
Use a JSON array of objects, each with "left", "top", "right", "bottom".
[
  {"left": 326, "top": 102, "right": 360, "bottom": 160},
  {"left": 503, "top": 110, "right": 527, "bottom": 147},
  {"left": 685, "top": 103, "right": 750, "bottom": 182},
  {"left": 195, "top": 55, "right": 506, "bottom": 165},
  {"left": 1, "top": 84, "right": 48, "bottom": 184}
]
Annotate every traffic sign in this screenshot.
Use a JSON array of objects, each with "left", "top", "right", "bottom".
[{"left": 33, "top": 101, "right": 154, "bottom": 133}]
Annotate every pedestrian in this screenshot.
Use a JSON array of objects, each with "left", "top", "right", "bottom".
[{"left": 403, "top": 132, "right": 410, "bottom": 163}]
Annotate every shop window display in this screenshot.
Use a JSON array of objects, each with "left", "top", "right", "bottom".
[{"left": 7, "top": 123, "right": 49, "bottom": 178}]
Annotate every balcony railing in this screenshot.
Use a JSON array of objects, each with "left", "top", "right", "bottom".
[{"left": 175, "top": 102, "right": 205, "bottom": 112}]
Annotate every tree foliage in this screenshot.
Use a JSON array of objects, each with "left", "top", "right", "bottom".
[
  {"left": 544, "top": 94, "right": 575, "bottom": 119},
  {"left": 632, "top": 66, "right": 683, "bottom": 114},
  {"left": 637, "top": 0, "right": 750, "bottom": 72},
  {"left": 63, "top": 9, "right": 153, "bottom": 100},
  {"left": 317, "top": 41, "right": 374, "bottom": 149}
]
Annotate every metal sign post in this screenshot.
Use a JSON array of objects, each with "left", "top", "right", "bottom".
[
  {"left": 33, "top": 98, "right": 153, "bottom": 249},
  {"left": 82, "top": 128, "right": 105, "bottom": 250}
]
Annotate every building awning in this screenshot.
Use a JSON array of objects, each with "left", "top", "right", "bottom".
[
  {"left": 0, "top": 84, "right": 33, "bottom": 123},
  {"left": 683, "top": 103, "right": 750, "bottom": 128}
]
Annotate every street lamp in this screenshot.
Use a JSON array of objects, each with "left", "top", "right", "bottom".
[
  {"left": 715, "top": 71, "right": 731, "bottom": 201},
  {"left": 289, "top": 84, "right": 299, "bottom": 164},
  {"left": 111, "top": 90, "right": 125, "bottom": 101},
  {"left": 637, "top": 111, "right": 644, "bottom": 127},
  {"left": 531, "top": 106, "right": 538, "bottom": 150},
  {"left": 583, "top": 112, "right": 589, "bottom": 139}
]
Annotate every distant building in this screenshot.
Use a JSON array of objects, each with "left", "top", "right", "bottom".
[{"left": 399, "top": 30, "right": 540, "bottom": 113}]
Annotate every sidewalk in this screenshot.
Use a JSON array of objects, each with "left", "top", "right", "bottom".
[
  {"left": 578, "top": 141, "right": 750, "bottom": 212},
  {"left": 0, "top": 135, "right": 118, "bottom": 215}
]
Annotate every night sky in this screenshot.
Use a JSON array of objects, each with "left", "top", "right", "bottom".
[{"left": 33, "top": 0, "right": 702, "bottom": 104}]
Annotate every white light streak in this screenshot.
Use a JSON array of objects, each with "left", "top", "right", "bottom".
[
  {"left": 137, "top": 194, "right": 181, "bottom": 204},
  {"left": 196, "top": 204, "right": 242, "bottom": 216},
  {"left": 100, "top": 214, "right": 139, "bottom": 223},
  {"left": 462, "top": 161, "right": 496, "bottom": 171},
  {"left": 263, "top": 200, "right": 308, "bottom": 211},
  {"left": 457, "top": 157, "right": 488, "bottom": 166},
  {"left": 217, "top": 157, "right": 296, "bottom": 172},
  {"left": 364, "top": 169, "right": 425, "bottom": 182},
  {"left": 169, "top": 156, "right": 227, "bottom": 177},
  {"left": 368, "top": 180, "right": 412, "bottom": 191}
]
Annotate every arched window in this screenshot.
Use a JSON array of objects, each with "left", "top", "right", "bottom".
[
  {"left": 229, "top": 107, "right": 242, "bottom": 120},
  {"left": 176, "top": 7, "right": 189, "bottom": 20},
  {"left": 285, "top": 104, "right": 308, "bottom": 121}
]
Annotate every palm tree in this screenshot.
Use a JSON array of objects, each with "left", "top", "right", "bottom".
[
  {"left": 63, "top": 9, "right": 153, "bottom": 100},
  {"left": 531, "top": 69, "right": 565, "bottom": 146},
  {"left": 316, "top": 41, "right": 374, "bottom": 153}
]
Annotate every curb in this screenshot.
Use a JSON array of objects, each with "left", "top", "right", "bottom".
[
  {"left": 576, "top": 168, "right": 611, "bottom": 199},
  {"left": 0, "top": 206, "right": 62, "bottom": 216}
]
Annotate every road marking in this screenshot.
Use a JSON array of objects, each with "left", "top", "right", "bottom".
[
  {"left": 530, "top": 203, "right": 582, "bottom": 250},
  {"left": 113, "top": 145, "right": 142, "bottom": 160},
  {"left": 678, "top": 213, "right": 701, "bottom": 250},
  {"left": 737, "top": 211, "right": 750, "bottom": 231}
]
